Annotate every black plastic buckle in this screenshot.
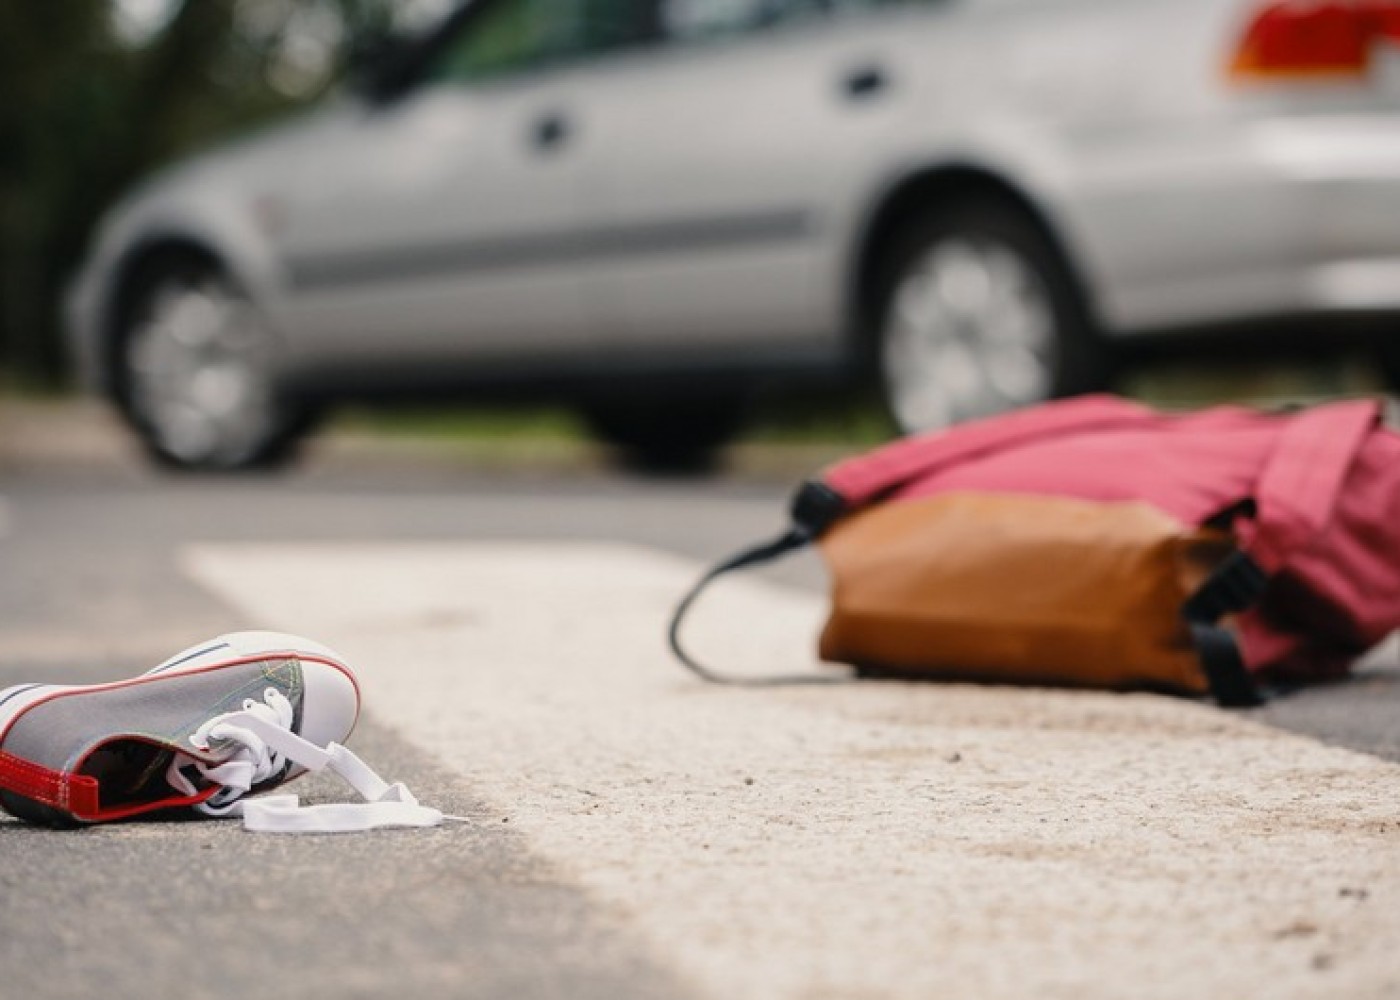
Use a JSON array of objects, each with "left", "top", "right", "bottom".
[{"left": 1183, "top": 551, "right": 1268, "bottom": 624}]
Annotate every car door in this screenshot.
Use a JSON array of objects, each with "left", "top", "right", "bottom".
[
  {"left": 573, "top": 0, "right": 911, "bottom": 361},
  {"left": 270, "top": 0, "right": 646, "bottom": 376}
]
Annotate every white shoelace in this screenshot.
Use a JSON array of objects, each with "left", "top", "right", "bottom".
[{"left": 165, "top": 687, "right": 458, "bottom": 833}]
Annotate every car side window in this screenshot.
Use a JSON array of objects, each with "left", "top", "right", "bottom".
[
  {"left": 426, "top": 0, "right": 653, "bottom": 84},
  {"left": 658, "top": 0, "right": 949, "bottom": 42},
  {"left": 658, "top": 0, "right": 829, "bottom": 43}
]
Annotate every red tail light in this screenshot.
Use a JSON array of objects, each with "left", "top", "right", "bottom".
[{"left": 1230, "top": 0, "right": 1400, "bottom": 80}]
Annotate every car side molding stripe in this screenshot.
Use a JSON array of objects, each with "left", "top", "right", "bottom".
[{"left": 281, "top": 208, "right": 815, "bottom": 291}]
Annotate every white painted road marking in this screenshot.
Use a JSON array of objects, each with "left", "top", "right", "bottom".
[{"left": 185, "top": 541, "right": 1400, "bottom": 1000}]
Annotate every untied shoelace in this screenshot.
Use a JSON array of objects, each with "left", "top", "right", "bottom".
[{"left": 165, "top": 688, "right": 465, "bottom": 833}]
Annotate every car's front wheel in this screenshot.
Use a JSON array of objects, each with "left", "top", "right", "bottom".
[
  {"left": 116, "top": 255, "right": 314, "bottom": 471},
  {"left": 873, "top": 199, "right": 1107, "bottom": 434}
]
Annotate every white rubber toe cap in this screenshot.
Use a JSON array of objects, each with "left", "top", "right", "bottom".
[{"left": 296, "top": 654, "right": 360, "bottom": 748}]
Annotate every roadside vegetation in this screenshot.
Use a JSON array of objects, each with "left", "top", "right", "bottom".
[
  {"left": 333, "top": 352, "right": 1383, "bottom": 453},
  {"left": 0, "top": 0, "right": 442, "bottom": 390}
]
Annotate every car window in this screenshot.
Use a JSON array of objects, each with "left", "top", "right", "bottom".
[
  {"left": 657, "top": 0, "right": 938, "bottom": 44},
  {"left": 658, "top": 0, "right": 826, "bottom": 42},
  {"left": 425, "top": 0, "right": 653, "bottom": 83}
]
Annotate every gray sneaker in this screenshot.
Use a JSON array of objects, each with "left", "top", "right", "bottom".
[{"left": 0, "top": 631, "right": 359, "bottom": 826}]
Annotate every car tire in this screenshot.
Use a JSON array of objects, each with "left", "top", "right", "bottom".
[
  {"left": 580, "top": 395, "right": 748, "bottom": 473},
  {"left": 115, "top": 254, "right": 315, "bottom": 472},
  {"left": 872, "top": 198, "right": 1108, "bottom": 434}
]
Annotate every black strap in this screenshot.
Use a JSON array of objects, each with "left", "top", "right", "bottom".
[
  {"left": 1188, "top": 623, "right": 1263, "bottom": 707},
  {"left": 1183, "top": 550, "right": 1269, "bottom": 624},
  {"left": 1182, "top": 551, "right": 1268, "bottom": 707},
  {"left": 668, "top": 482, "right": 851, "bottom": 685}
]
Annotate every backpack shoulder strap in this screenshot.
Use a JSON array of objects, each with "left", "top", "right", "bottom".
[
  {"left": 1246, "top": 399, "right": 1381, "bottom": 572},
  {"left": 1179, "top": 400, "right": 1380, "bottom": 706},
  {"left": 822, "top": 394, "right": 1163, "bottom": 508}
]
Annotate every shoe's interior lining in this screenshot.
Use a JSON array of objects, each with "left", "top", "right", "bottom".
[{"left": 80, "top": 738, "right": 180, "bottom": 809}]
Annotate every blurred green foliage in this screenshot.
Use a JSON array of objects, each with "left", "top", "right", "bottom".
[{"left": 0, "top": 0, "right": 414, "bottom": 388}]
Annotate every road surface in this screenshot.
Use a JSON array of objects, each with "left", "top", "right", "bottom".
[{"left": 1, "top": 400, "right": 1397, "bottom": 1000}]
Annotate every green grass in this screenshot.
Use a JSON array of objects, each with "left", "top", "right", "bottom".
[
  {"left": 0, "top": 369, "right": 71, "bottom": 399},
  {"left": 744, "top": 394, "right": 895, "bottom": 445},
  {"left": 1120, "top": 354, "right": 1385, "bottom": 410},
  {"left": 335, "top": 405, "right": 588, "bottom": 443},
  {"left": 332, "top": 353, "right": 1384, "bottom": 454},
  {"left": 6, "top": 353, "right": 1386, "bottom": 467},
  {"left": 331, "top": 389, "right": 900, "bottom": 448}
]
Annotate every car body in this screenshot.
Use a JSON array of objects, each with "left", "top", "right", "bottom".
[{"left": 66, "top": 0, "right": 1400, "bottom": 468}]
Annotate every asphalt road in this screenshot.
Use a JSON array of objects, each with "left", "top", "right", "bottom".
[
  {"left": 1, "top": 402, "right": 1398, "bottom": 1000},
  {"left": 0, "top": 407, "right": 822, "bottom": 1000}
]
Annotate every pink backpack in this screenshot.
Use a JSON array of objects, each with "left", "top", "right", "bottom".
[{"left": 671, "top": 395, "right": 1400, "bottom": 705}]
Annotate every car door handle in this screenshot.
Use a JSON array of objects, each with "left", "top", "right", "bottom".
[
  {"left": 531, "top": 111, "right": 572, "bottom": 153},
  {"left": 842, "top": 64, "right": 889, "bottom": 100}
]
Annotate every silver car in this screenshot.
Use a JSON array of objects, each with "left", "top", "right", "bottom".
[{"left": 65, "top": 0, "right": 1400, "bottom": 469}]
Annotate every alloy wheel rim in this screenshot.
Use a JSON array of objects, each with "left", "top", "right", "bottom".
[
  {"left": 882, "top": 237, "right": 1055, "bottom": 433},
  {"left": 126, "top": 276, "right": 278, "bottom": 466}
]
